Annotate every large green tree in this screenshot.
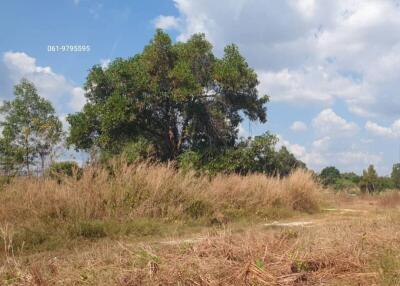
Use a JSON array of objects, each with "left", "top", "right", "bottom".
[
  {"left": 67, "top": 30, "right": 268, "bottom": 160},
  {"left": 0, "top": 79, "right": 63, "bottom": 175}
]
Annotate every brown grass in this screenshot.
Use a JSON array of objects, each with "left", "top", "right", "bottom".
[
  {"left": 1, "top": 209, "right": 399, "bottom": 285},
  {"left": 0, "top": 162, "right": 320, "bottom": 223},
  {"left": 0, "top": 162, "right": 321, "bottom": 255},
  {"left": 1, "top": 162, "right": 400, "bottom": 285},
  {"left": 377, "top": 191, "right": 400, "bottom": 208}
]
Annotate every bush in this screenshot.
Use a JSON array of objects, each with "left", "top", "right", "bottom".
[
  {"left": 179, "top": 133, "right": 305, "bottom": 176},
  {"left": 319, "top": 166, "right": 340, "bottom": 186},
  {"left": 333, "top": 178, "right": 357, "bottom": 191},
  {"left": 177, "top": 150, "right": 202, "bottom": 172},
  {"left": 47, "top": 161, "right": 81, "bottom": 180}
]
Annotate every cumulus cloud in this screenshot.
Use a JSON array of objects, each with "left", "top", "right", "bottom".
[
  {"left": 365, "top": 120, "right": 400, "bottom": 138},
  {"left": 155, "top": 0, "right": 395, "bottom": 173},
  {"left": 290, "top": 121, "right": 307, "bottom": 132},
  {"left": 312, "top": 108, "right": 359, "bottom": 136},
  {"left": 0, "top": 52, "right": 86, "bottom": 117},
  {"left": 158, "top": 0, "right": 400, "bottom": 119}
]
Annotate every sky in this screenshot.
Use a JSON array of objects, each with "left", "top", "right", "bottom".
[{"left": 1, "top": 0, "right": 400, "bottom": 175}]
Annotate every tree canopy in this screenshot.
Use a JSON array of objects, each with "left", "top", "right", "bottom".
[
  {"left": 360, "top": 164, "right": 380, "bottom": 193},
  {"left": 0, "top": 79, "right": 62, "bottom": 175},
  {"left": 319, "top": 166, "right": 341, "bottom": 186},
  {"left": 67, "top": 30, "right": 268, "bottom": 161}
]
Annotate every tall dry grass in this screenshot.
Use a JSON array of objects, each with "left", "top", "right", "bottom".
[
  {"left": 0, "top": 161, "right": 321, "bottom": 254},
  {"left": 0, "top": 162, "right": 320, "bottom": 223}
]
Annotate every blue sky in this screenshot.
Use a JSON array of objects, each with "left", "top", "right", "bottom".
[{"left": 1, "top": 0, "right": 400, "bottom": 175}]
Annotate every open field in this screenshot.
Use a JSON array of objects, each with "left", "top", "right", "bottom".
[{"left": 1, "top": 163, "right": 400, "bottom": 285}]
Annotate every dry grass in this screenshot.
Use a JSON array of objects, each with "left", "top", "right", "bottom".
[
  {"left": 1, "top": 163, "right": 400, "bottom": 285},
  {"left": 0, "top": 162, "right": 321, "bottom": 223},
  {"left": 1, "top": 208, "right": 399, "bottom": 285},
  {"left": 0, "top": 162, "right": 321, "bottom": 255},
  {"left": 377, "top": 191, "right": 400, "bottom": 208}
]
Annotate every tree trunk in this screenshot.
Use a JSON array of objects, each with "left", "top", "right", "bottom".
[{"left": 40, "top": 153, "right": 45, "bottom": 176}]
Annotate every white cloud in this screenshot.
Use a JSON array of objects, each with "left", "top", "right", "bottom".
[
  {"left": 1, "top": 51, "right": 85, "bottom": 113},
  {"left": 154, "top": 15, "right": 180, "bottom": 30},
  {"left": 69, "top": 87, "right": 86, "bottom": 112},
  {"left": 312, "top": 136, "right": 330, "bottom": 150},
  {"left": 277, "top": 135, "right": 306, "bottom": 158},
  {"left": 337, "top": 151, "right": 382, "bottom": 166},
  {"left": 312, "top": 108, "right": 358, "bottom": 136},
  {"left": 159, "top": 0, "right": 400, "bottom": 119},
  {"left": 365, "top": 120, "right": 400, "bottom": 138},
  {"left": 290, "top": 121, "right": 307, "bottom": 132}
]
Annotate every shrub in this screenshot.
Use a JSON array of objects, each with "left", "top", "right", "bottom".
[
  {"left": 319, "top": 166, "right": 340, "bottom": 186},
  {"left": 178, "top": 133, "right": 306, "bottom": 176},
  {"left": 47, "top": 161, "right": 81, "bottom": 180}
]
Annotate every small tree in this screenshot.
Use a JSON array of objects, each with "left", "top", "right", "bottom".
[
  {"left": 391, "top": 163, "right": 400, "bottom": 189},
  {"left": 360, "top": 164, "right": 379, "bottom": 193},
  {"left": 0, "top": 79, "right": 63, "bottom": 175},
  {"left": 319, "top": 166, "right": 340, "bottom": 186}
]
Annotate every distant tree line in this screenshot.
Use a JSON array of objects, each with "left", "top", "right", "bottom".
[
  {"left": 0, "top": 30, "right": 305, "bottom": 177},
  {"left": 319, "top": 164, "right": 400, "bottom": 193}
]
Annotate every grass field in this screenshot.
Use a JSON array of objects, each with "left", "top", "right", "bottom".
[{"left": 1, "top": 163, "right": 399, "bottom": 285}]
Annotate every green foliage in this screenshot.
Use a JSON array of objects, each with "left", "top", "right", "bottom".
[
  {"left": 178, "top": 133, "right": 305, "bottom": 176},
  {"left": 67, "top": 30, "right": 268, "bottom": 161},
  {"left": 47, "top": 161, "right": 81, "bottom": 179},
  {"left": 360, "top": 165, "right": 381, "bottom": 193},
  {"left": 341, "top": 172, "right": 361, "bottom": 184},
  {"left": 275, "top": 146, "right": 306, "bottom": 176},
  {"left": 0, "top": 136, "right": 23, "bottom": 176},
  {"left": 333, "top": 178, "right": 357, "bottom": 190},
  {"left": 391, "top": 163, "right": 400, "bottom": 189},
  {"left": 121, "top": 137, "right": 156, "bottom": 164},
  {"left": 0, "top": 79, "right": 62, "bottom": 175},
  {"left": 177, "top": 150, "right": 203, "bottom": 171},
  {"left": 319, "top": 166, "right": 341, "bottom": 186},
  {"left": 379, "top": 176, "right": 395, "bottom": 190}
]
